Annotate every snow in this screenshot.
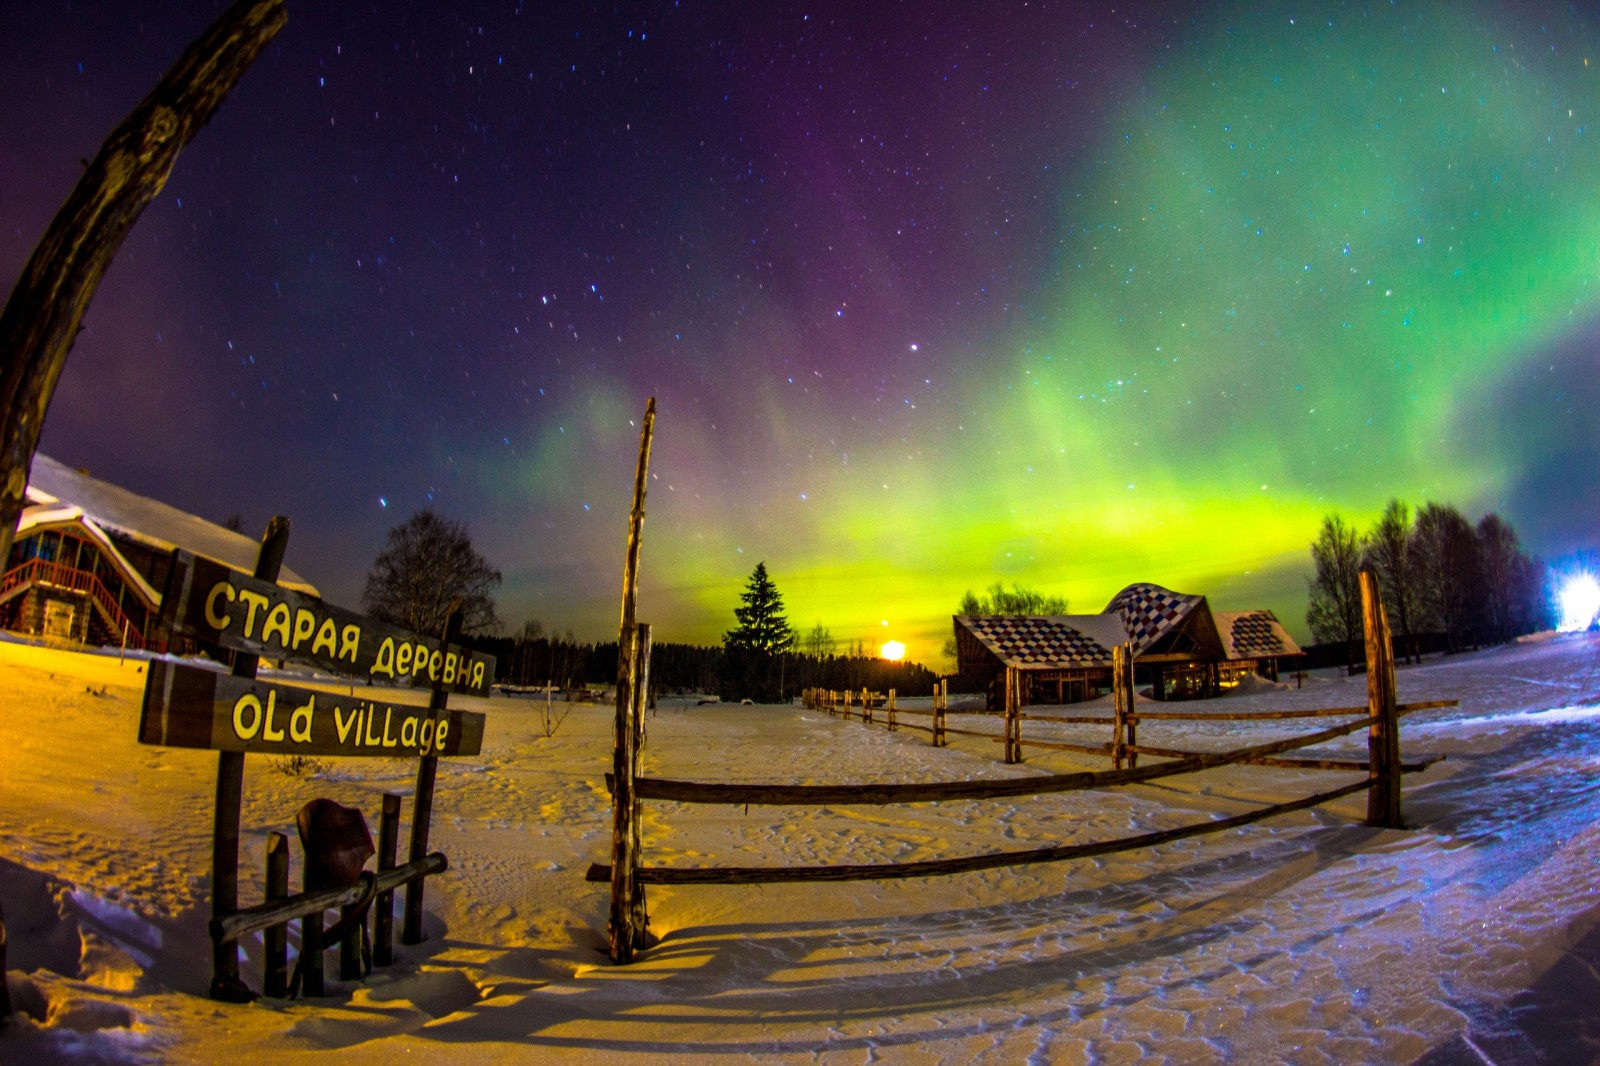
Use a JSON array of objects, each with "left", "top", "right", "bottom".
[{"left": 2, "top": 632, "right": 1600, "bottom": 1062}]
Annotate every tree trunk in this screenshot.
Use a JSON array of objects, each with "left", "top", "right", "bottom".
[{"left": 0, "top": 0, "right": 285, "bottom": 568}]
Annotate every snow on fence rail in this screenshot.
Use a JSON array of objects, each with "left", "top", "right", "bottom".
[{"left": 589, "top": 573, "right": 1453, "bottom": 962}]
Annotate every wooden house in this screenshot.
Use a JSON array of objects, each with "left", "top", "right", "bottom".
[
  {"left": 1, "top": 455, "right": 317, "bottom": 651},
  {"left": 954, "top": 582, "right": 1303, "bottom": 708}
]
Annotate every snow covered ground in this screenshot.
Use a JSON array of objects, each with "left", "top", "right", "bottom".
[{"left": 2, "top": 631, "right": 1599, "bottom": 1063}]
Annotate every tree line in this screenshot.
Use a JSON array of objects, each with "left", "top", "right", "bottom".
[
  {"left": 1307, "top": 499, "right": 1548, "bottom": 667},
  {"left": 358, "top": 514, "right": 937, "bottom": 700}
]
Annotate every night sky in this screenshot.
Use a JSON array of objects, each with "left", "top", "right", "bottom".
[{"left": 4, "top": 1, "right": 1598, "bottom": 663}]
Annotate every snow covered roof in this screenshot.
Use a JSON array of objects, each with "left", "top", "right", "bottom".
[
  {"left": 24, "top": 454, "right": 318, "bottom": 596},
  {"left": 1213, "top": 610, "right": 1303, "bottom": 661},
  {"left": 15, "top": 503, "right": 163, "bottom": 607},
  {"left": 1103, "top": 583, "right": 1208, "bottom": 655},
  {"left": 955, "top": 614, "right": 1130, "bottom": 670}
]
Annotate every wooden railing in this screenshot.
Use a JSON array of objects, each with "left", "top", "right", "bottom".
[{"left": 0, "top": 558, "right": 147, "bottom": 650}]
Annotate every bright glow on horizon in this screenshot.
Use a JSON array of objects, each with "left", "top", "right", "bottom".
[
  {"left": 1558, "top": 574, "right": 1600, "bottom": 631},
  {"left": 881, "top": 640, "right": 906, "bottom": 661}
]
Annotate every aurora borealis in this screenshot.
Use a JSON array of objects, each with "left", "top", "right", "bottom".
[{"left": 4, "top": 1, "right": 1598, "bottom": 664}]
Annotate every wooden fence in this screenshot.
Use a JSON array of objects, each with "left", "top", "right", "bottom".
[{"left": 589, "top": 573, "right": 1452, "bottom": 961}]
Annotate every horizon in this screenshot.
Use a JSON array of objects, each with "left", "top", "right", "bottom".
[{"left": 5, "top": 1, "right": 1598, "bottom": 664}]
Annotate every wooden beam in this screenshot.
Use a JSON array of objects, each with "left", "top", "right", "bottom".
[
  {"left": 0, "top": 0, "right": 286, "bottom": 568},
  {"left": 585, "top": 779, "right": 1370, "bottom": 885},
  {"left": 212, "top": 854, "right": 446, "bottom": 944}
]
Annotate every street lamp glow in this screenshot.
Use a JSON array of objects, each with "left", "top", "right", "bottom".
[
  {"left": 1558, "top": 574, "right": 1600, "bottom": 631},
  {"left": 881, "top": 640, "right": 906, "bottom": 661}
]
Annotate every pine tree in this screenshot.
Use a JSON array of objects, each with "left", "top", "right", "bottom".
[{"left": 721, "top": 562, "right": 795, "bottom": 702}]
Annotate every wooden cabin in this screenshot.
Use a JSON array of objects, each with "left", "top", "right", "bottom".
[
  {"left": 954, "top": 582, "right": 1303, "bottom": 708},
  {"left": 1, "top": 455, "right": 317, "bottom": 652}
]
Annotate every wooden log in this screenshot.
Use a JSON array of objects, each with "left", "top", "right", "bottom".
[
  {"left": 1126, "top": 699, "right": 1456, "bottom": 723},
  {"left": 403, "top": 607, "right": 462, "bottom": 945},
  {"left": 1112, "top": 645, "right": 1126, "bottom": 770},
  {"left": 210, "top": 515, "right": 287, "bottom": 1003},
  {"left": 1014, "top": 739, "right": 1113, "bottom": 756},
  {"left": 299, "top": 844, "right": 324, "bottom": 997},
  {"left": 1003, "top": 668, "right": 1021, "bottom": 764},
  {"left": 1362, "top": 571, "right": 1403, "bottom": 828},
  {"left": 213, "top": 854, "right": 446, "bottom": 944},
  {"left": 1121, "top": 643, "right": 1138, "bottom": 769},
  {"left": 1128, "top": 743, "right": 1445, "bottom": 773},
  {"left": 262, "top": 832, "right": 289, "bottom": 998},
  {"left": 586, "top": 778, "right": 1370, "bottom": 885},
  {"left": 1021, "top": 713, "right": 1116, "bottom": 725},
  {"left": 373, "top": 793, "right": 399, "bottom": 968},
  {"left": 609, "top": 401, "right": 655, "bottom": 966},
  {"left": 0, "top": 0, "right": 287, "bottom": 570},
  {"left": 888, "top": 689, "right": 896, "bottom": 731},
  {"left": 627, "top": 623, "right": 652, "bottom": 949}
]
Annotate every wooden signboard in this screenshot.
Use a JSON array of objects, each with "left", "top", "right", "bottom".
[
  {"left": 140, "top": 662, "right": 485, "bottom": 758},
  {"left": 159, "top": 550, "right": 495, "bottom": 696}
]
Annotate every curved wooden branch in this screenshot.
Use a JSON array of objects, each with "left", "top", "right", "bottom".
[{"left": 0, "top": 0, "right": 286, "bottom": 564}]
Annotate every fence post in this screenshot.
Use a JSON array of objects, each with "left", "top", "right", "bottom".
[
  {"left": 628, "top": 623, "right": 653, "bottom": 949},
  {"left": 1004, "top": 667, "right": 1022, "bottom": 763},
  {"left": 1122, "top": 642, "right": 1138, "bottom": 769},
  {"left": 300, "top": 853, "right": 324, "bottom": 997},
  {"left": 863, "top": 688, "right": 871, "bottom": 723},
  {"left": 211, "top": 515, "right": 288, "bottom": 1002},
  {"left": 403, "top": 606, "right": 462, "bottom": 945},
  {"left": 888, "top": 688, "right": 896, "bottom": 731},
  {"left": 1112, "top": 645, "right": 1126, "bottom": 769},
  {"left": 934, "top": 680, "right": 946, "bottom": 746},
  {"left": 373, "top": 793, "right": 399, "bottom": 967},
  {"left": 262, "top": 832, "right": 289, "bottom": 998},
  {"left": 1361, "top": 571, "right": 1403, "bottom": 828}
]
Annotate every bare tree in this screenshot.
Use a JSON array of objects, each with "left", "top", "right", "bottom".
[
  {"left": 1362, "top": 499, "right": 1421, "bottom": 664},
  {"left": 803, "top": 623, "right": 836, "bottom": 659},
  {"left": 1306, "top": 514, "right": 1364, "bottom": 670},
  {"left": 362, "top": 509, "right": 501, "bottom": 637},
  {"left": 1412, "top": 503, "right": 1482, "bottom": 651}
]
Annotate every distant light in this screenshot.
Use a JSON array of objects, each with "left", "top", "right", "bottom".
[
  {"left": 881, "top": 641, "right": 906, "bottom": 661},
  {"left": 379, "top": 497, "right": 387, "bottom": 508},
  {"left": 1558, "top": 574, "right": 1600, "bottom": 631}
]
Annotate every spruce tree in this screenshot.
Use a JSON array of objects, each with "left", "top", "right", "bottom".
[{"left": 722, "top": 562, "right": 795, "bottom": 702}]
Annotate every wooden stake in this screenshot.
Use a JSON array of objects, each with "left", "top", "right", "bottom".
[
  {"left": 210, "top": 515, "right": 287, "bottom": 1002},
  {"left": 609, "top": 400, "right": 655, "bottom": 964},
  {"left": 402, "top": 606, "right": 462, "bottom": 945},
  {"left": 0, "top": 895, "right": 8, "bottom": 1027},
  {"left": 627, "top": 623, "right": 652, "bottom": 948},
  {"left": 0, "top": 0, "right": 286, "bottom": 570},
  {"left": 373, "top": 793, "right": 399, "bottom": 967},
  {"left": 262, "top": 833, "right": 288, "bottom": 998},
  {"left": 1003, "top": 668, "right": 1022, "bottom": 764},
  {"left": 299, "top": 849, "right": 324, "bottom": 998},
  {"left": 1112, "top": 645, "right": 1126, "bottom": 770},
  {"left": 1122, "top": 642, "right": 1138, "bottom": 770},
  {"left": 1361, "top": 571, "right": 1403, "bottom": 828}
]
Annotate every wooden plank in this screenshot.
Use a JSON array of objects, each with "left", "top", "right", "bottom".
[
  {"left": 139, "top": 662, "right": 485, "bottom": 757},
  {"left": 585, "top": 779, "right": 1370, "bottom": 884},
  {"left": 372, "top": 793, "right": 400, "bottom": 968},
  {"left": 158, "top": 550, "right": 495, "bottom": 696},
  {"left": 1020, "top": 713, "right": 1115, "bottom": 725},
  {"left": 262, "top": 833, "right": 288, "bottom": 997},
  {"left": 1128, "top": 700, "right": 1456, "bottom": 723},
  {"left": 212, "top": 854, "right": 446, "bottom": 943}
]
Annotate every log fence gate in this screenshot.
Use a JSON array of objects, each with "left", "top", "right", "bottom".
[{"left": 590, "top": 571, "right": 1453, "bottom": 962}]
